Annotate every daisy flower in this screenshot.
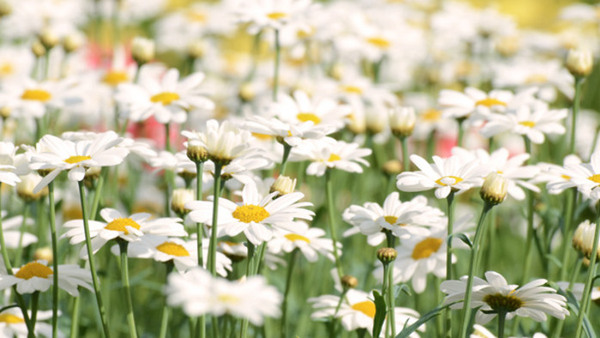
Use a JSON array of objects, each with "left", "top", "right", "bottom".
[
  {"left": 438, "top": 87, "right": 514, "bottom": 121},
  {"left": 0, "top": 213, "right": 36, "bottom": 249},
  {"left": 0, "top": 308, "right": 57, "bottom": 338},
  {"left": 309, "top": 289, "right": 423, "bottom": 337},
  {"left": 396, "top": 150, "right": 488, "bottom": 199},
  {"left": 532, "top": 155, "right": 580, "bottom": 195},
  {"left": 0, "top": 77, "right": 76, "bottom": 119},
  {"left": 0, "top": 141, "right": 21, "bottom": 186},
  {"left": 298, "top": 138, "right": 372, "bottom": 177},
  {"left": 27, "top": 131, "right": 129, "bottom": 193},
  {"left": 165, "top": 267, "right": 282, "bottom": 325},
  {"left": 233, "top": 0, "right": 316, "bottom": 34},
  {"left": 115, "top": 68, "right": 214, "bottom": 124},
  {"left": 186, "top": 182, "right": 313, "bottom": 245},
  {"left": 480, "top": 102, "right": 568, "bottom": 144},
  {"left": 563, "top": 148, "right": 600, "bottom": 201},
  {"left": 441, "top": 271, "right": 568, "bottom": 324},
  {"left": 267, "top": 222, "right": 338, "bottom": 262},
  {"left": 0, "top": 260, "right": 92, "bottom": 296},
  {"left": 342, "top": 193, "right": 445, "bottom": 246},
  {"left": 125, "top": 235, "right": 232, "bottom": 276},
  {"left": 62, "top": 208, "right": 186, "bottom": 258}
]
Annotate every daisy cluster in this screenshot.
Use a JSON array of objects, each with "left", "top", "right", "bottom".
[{"left": 0, "top": 0, "right": 596, "bottom": 337}]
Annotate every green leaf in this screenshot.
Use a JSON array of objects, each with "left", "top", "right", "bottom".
[
  {"left": 396, "top": 302, "right": 458, "bottom": 338},
  {"left": 372, "top": 290, "right": 387, "bottom": 338},
  {"left": 394, "top": 284, "right": 412, "bottom": 298},
  {"left": 555, "top": 286, "right": 597, "bottom": 338},
  {"left": 545, "top": 254, "right": 562, "bottom": 269},
  {"left": 447, "top": 233, "right": 473, "bottom": 249}
]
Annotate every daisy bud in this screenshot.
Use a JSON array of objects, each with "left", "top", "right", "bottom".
[
  {"left": 31, "top": 40, "right": 46, "bottom": 58},
  {"left": 0, "top": 0, "right": 11, "bottom": 17},
  {"left": 83, "top": 166, "right": 101, "bottom": 189},
  {"left": 239, "top": 83, "right": 256, "bottom": 103},
  {"left": 365, "top": 109, "right": 387, "bottom": 135},
  {"left": 131, "top": 37, "right": 155, "bottom": 65},
  {"left": 572, "top": 220, "right": 600, "bottom": 260},
  {"left": 62, "top": 31, "right": 85, "bottom": 53},
  {"left": 186, "top": 143, "right": 209, "bottom": 163},
  {"left": 34, "top": 247, "right": 53, "bottom": 263},
  {"left": 566, "top": 49, "right": 593, "bottom": 78},
  {"left": 347, "top": 112, "right": 366, "bottom": 135},
  {"left": 390, "top": 106, "right": 416, "bottom": 138},
  {"left": 39, "top": 28, "right": 59, "bottom": 50},
  {"left": 188, "top": 41, "right": 204, "bottom": 59},
  {"left": 171, "top": 188, "right": 195, "bottom": 216},
  {"left": 383, "top": 160, "right": 403, "bottom": 176},
  {"left": 377, "top": 247, "right": 397, "bottom": 264},
  {"left": 480, "top": 172, "right": 508, "bottom": 205},
  {"left": 0, "top": 106, "right": 11, "bottom": 119},
  {"left": 270, "top": 175, "right": 296, "bottom": 196},
  {"left": 178, "top": 170, "right": 197, "bottom": 187},
  {"left": 496, "top": 36, "right": 519, "bottom": 57},
  {"left": 17, "top": 174, "right": 48, "bottom": 202},
  {"left": 341, "top": 275, "right": 358, "bottom": 289}
]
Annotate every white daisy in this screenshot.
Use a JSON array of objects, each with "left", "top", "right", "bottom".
[
  {"left": 0, "top": 308, "right": 57, "bottom": 338},
  {"left": 186, "top": 183, "right": 313, "bottom": 245},
  {"left": 0, "top": 77, "right": 76, "bottom": 119},
  {"left": 441, "top": 271, "right": 568, "bottom": 324},
  {"left": 342, "top": 193, "right": 445, "bottom": 246},
  {"left": 267, "top": 222, "right": 338, "bottom": 262},
  {"left": 532, "top": 155, "right": 580, "bottom": 195},
  {"left": 115, "top": 68, "right": 214, "bottom": 124},
  {"left": 165, "top": 267, "right": 282, "bottom": 325},
  {"left": 61, "top": 208, "right": 186, "bottom": 258},
  {"left": 0, "top": 213, "right": 36, "bottom": 249},
  {"left": 298, "top": 137, "right": 371, "bottom": 177},
  {"left": 233, "top": 0, "right": 316, "bottom": 34},
  {"left": 0, "top": 260, "right": 92, "bottom": 296},
  {"left": 563, "top": 148, "right": 600, "bottom": 201},
  {"left": 0, "top": 142, "right": 21, "bottom": 186}
]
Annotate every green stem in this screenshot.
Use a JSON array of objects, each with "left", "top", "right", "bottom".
[
  {"left": 521, "top": 138, "right": 535, "bottom": 285},
  {"left": 460, "top": 202, "right": 493, "bottom": 338},
  {"left": 497, "top": 311, "right": 507, "bottom": 338},
  {"left": 195, "top": 162, "right": 205, "bottom": 338},
  {"left": 159, "top": 262, "right": 175, "bottom": 338},
  {"left": 325, "top": 169, "right": 344, "bottom": 280},
  {"left": 553, "top": 258, "right": 583, "bottom": 338},
  {"left": 401, "top": 136, "right": 410, "bottom": 172},
  {"left": 77, "top": 181, "right": 111, "bottom": 338},
  {"left": 574, "top": 203, "right": 600, "bottom": 338},
  {"left": 456, "top": 119, "right": 465, "bottom": 148},
  {"left": 30, "top": 292, "right": 39, "bottom": 334},
  {"left": 13, "top": 204, "right": 30, "bottom": 268},
  {"left": 426, "top": 130, "right": 436, "bottom": 159},
  {"left": 443, "top": 191, "right": 455, "bottom": 338},
  {"left": 272, "top": 29, "right": 281, "bottom": 101},
  {"left": 90, "top": 168, "right": 107, "bottom": 220},
  {"left": 281, "top": 250, "right": 298, "bottom": 337},
  {"left": 385, "top": 262, "right": 396, "bottom": 337},
  {"left": 70, "top": 295, "right": 81, "bottom": 338},
  {"left": 279, "top": 143, "right": 292, "bottom": 176},
  {"left": 559, "top": 189, "right": 577, "bottom": 281},
  {"left": 118, "top": 240, "right": 137, "bottom": 338},
  {"left": 208, "top": 163, "right": 223, "bottom": 276},
  {"left": 569, "top": 77, "right": 582, "bottom": 155},
  {"left": 48, "top": 182, "right": 59, "bottom": 338}
]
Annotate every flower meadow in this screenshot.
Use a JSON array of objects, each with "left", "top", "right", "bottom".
[{"left": 0, "top": 0, "right": 600, "bottom": 337}]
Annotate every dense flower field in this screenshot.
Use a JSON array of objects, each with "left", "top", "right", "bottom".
[{"left": 0, "top": 0, "right": 598, "bottom": 337}]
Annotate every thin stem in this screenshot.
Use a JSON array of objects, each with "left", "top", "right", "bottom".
[
  {"left": 521, "top": 138, "right": 535, "bottom": 285},
  {"left": 281, "top": 249, "right": 298, "bottom": 336},
  {"left": 70, "top": 295, "right": 81, "bottom": 338},
  {"left": 497, "top": 311, "right": 507, "bottom": 338},
  {"left": 118, "top": 240, "right": 137, "bottom": 338},
  {"left": 159, "top": 262, "right": 175, "bottom": 338},
  {"left": 90, "top": 168, "right": 108, "bottom": 220},
  {"left": 48, "top": 182, "right": 59, "bottom": 338},
  {"left": 194, "top": 161, "right": 206, "bottom": 338},
  {"left": 272, "top": 29, "right": 281, "bottom": 101},
  {"left": 569, "top": 77, "right": 582, "bottom": 155},
  {"left": 208, "top": 163, "right": 223, "bottom": 276},
  {"left": 325, "top": 169, "right": 344, "bottom": 280},
  {"left": 385, "top": 262, "right": 396, "bottom": 337},
  {"left": 279, "top": 143, "right": 292, "bottom": 176},
  {"left": 456, "top": 118, "right": 465, "bottom": 148},
  {"left": 30, "top": 292, "right": 39, "bottom": 334},
  {"left": 460, "top": 203, "right": 493, "bottom": 338},
  {"left": 13, "top": 204, "right": 29, "bottom": 268},
  {"left": 443, "top": 191, "right": 455, "bottom": 338},
  {"left": 559, "top": 189, "right": 577, "bottom": 281},
  {"left": 401, "top": 136, "right": 410, "bottom": 172},
  {"left": 575, "top": 203, "right": 600, "bottom": 338},
  {"left": 77, "top": 181, "right": 111, "bottom": 338}
]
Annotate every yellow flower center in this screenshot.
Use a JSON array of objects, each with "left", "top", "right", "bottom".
[
  {"left": 0, "top": 313, "right": 24, "bottom": 324},
  {"left": 104, "top": 218, "right": 141, "bottom": 234},
  {"left": 422, "top": 109, "right": 441, "bottom": 122},
  {"left": 156, "top": 242, "right": 190, "bottom": 257},
  {"left": 150, "top": 92, "right": 180, "bottom": 106},
  {"left": 15, "top": 262, "right": 53, "bottom": 280},
  {"left": 267, "top": 12, "right": 287, "bottom": 20},
  {"left": 296, "top": 112, "right": 321, "bottom": 124},
  {"left": 412, "top": 237, "right": 443, "bottom": 260},
  {"left": 351, "top": 300, "right": 376, "bottom": 318},
  {"left": 103, "top": 71, "right": 129, "bottom": 86},
  {"left": 561, "top": 174, "right": 571, "bottom": 180},
  {"left": 435, "top": 175, "right": 463, "bottom": 186},
  {"left": 252, "top": 133, "right": 273, "bottom": 141},
  {"left": 0, "top": 62, "right": 14, "bottom": 76},
  {"left": 482, "top": 292, "right": 523, "bottom": 312},
  {"left": 64, "top": 155, "right": 92, "bottom": 164},
  {"left": 341, "top": 85, "right": 363, "bottom": 95},
  {"left": 284, "top": 234, "right": 310, "bottom": 243},
  {"left": 217, "top": 293, "right": 240, "bottom": 304},
  {"left": 475, "top": 98, "right": 507, "bottom": 108},
  {"left": 327, "top": 154, "right": 341, "bottom": 162},
  {"left": 588, "top": 174, "right": 600, "bottom": 184},
  {"left": 518, "top": 121, "right": 536, "bottom": 128},
  {"left": 366, "top": 36, "right": 391, "bottom": 49},
  {"left": 525, "top": 74, "right": 547, "bottom": 84},
  {"left": 384, "top": 216, "right": 398, "bottom": 225},
  {"left": 21, "top": 89, "right": 51, "bottom": 102},
  {"left": 187, "top": 10, "right": 207, "bottom": 22},
  {"left": 232, "top": 205, "right": 270, "bottom": 223}
]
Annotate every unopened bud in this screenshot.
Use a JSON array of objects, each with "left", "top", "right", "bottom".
[
  {"left": 377, "top": 247, "right": 397, "bottom": 264},
  {"left": 0, "top": 0, "right": 11, "bottom": 18},
  {"left": 341, "top": 275, "right": 358, "bottom": 289},
  {"left": 131, "top": 37, "right": 155, "bottom": 65},
  {"left": 270, "top": 175, "right": 296, "bottom": 195},
  {"left": 365, "top": 109, "right": 387, "bottom": 135},
  {"left": 34, "top": 247, "right": 53, "bottom": 263},
  {"left": 39, "top": 28, "right": 59, "bottom": 50},
  {"left": 566, "top": 49, "right": 593, "bottom": 78},
  {"left": 186, "top": 142, "right": 209, "bottom": 163},
  {"left": 171, "top": 188, "right": 195, "bottom": 216},
  {"left": 382, "top": 160, "right": 403, "bottom": 176},
  {"left": 572, "top": 220, "right": 600, "bottom": 261},
  {"left": 83, "top": 167, "right": 101, "bottom": 189},
  {"left": 62, "top": 32, "right": 85, "bottom": 53},
  {"left": 31, "top": 41, "right": 46, "bottom": 58},
  {"left": 390, "top": 106, "right": 416, "bottom": 138},
  {"left": 188, "top": 41, "right": 204, "bottom": 59},
  {"left": 239, "top": 83, "right": 255, "bottom": 103},
  {"left": 0, "top": 106, "right": 10, "bottom": 119},
  {"left": 480, "top": 172, "right": 508, "bottom": 205},
  {"left": 17, "top": 174, "right": 48, "bottom": 202}
]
